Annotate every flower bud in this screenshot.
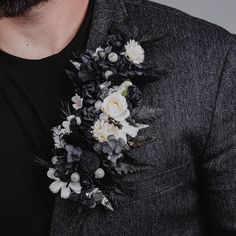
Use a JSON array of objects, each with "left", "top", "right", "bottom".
[
  {"left": 95, "top": 168, "right": 105, "bottom": 179},
  {"left": 71, "top": 172, "right": 80, "bottom": 182}
]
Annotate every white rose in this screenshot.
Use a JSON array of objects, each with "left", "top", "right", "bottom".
[
  {"left": 92, "top": 119, "right": 119, "bottom": 142},
  {"left": 101, "top": 92, "right": 130, "bottom": 122},
  {"left": 124, "top": 39, "right": 145, "bottom": 64}
]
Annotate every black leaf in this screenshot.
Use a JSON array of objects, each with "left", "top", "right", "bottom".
[
  {"left": 114, "top": 154, "right": 149, "bottom": 175},
  {"left": 132, "top": 106, "right": 162, "bottom": 124},
  {"left": 128, "top": 136, "right": 156, "bottom": 149}
]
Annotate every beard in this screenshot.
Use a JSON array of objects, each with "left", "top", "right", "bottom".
[{"left": 0, "top": 0, "right": 49, "bottom": 18}]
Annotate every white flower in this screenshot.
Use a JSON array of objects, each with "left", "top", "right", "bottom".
[
  {"left": 71, "top": 94, "right": 83, "bottom": 110},
  {"left": 116, "top": 120, "right": 149, "bottom": 143},
  {"left": 92, "top": 118, "right": 148, "bottom": 144},
  {"left": 113, "top": 81, "right": 133, "bottom": 96},
  {"left": 124, "top": 39, "right": 145, "bottom": 64},
  {"left": 62, "top": 115, "right": 81, "bottom": 134},
  {"left": 92, "top": 46, "right": 104, "bottom": 59},
  {"left": 101, "top": 92, "right": 130, "bottom": 122},
  {"left": 47, "top": 168, "right": 82, "bottom": 199},
  {"left": 52, "top": 125, "right": 66, "bottom": 149},
  {"left": 92, "top": 119, "right": 119, "bottom": 142},
  {"left": 114, "top": 121, "right": 145, "bottom": 143}
]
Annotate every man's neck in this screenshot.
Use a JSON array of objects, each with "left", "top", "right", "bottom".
[{"left": 0, "top": 0, "right": 90, "bottom": 59}]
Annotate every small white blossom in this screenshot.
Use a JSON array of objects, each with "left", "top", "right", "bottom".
[
  {"left": 71, "top": 94, "right": 83, "bottom": 110},
  {"left": 124, "top": 39, "right": 145, "bottom": 64},
  {"left": 92, "top": 119, "right": 119, "bottom": 142},
  {"left": 47, "top": 168, "right": 82, "bottom": 199},
  {"left": 52, "top": 125, "right": 66, "bottom": 149},
  {"left": 92, "top": 46, "right": 104, "bottom": 60},
  {"left": 119, "top": 121, "right": 149, "bottom": 143},
  {"left": 91, "top": 118, "right": 147, "bottom": 144},
  {"left": 62, "top": 115, "right": 81, "bottom": 134}
]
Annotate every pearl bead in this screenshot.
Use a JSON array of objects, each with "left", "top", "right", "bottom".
[
  {"left": 95, "top": 168, "right": 105, "bottom": 179},
  {"left": 108, "top": 52, "right": 118, "bottom": 63},
  {"left": 94, "top": 101, "right": 102, "bottom": 111},
  {"left": 70, "top": 172, "right": 80, "bottom": 182}
]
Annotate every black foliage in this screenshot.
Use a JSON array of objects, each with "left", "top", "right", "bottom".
[
  {"left": 131, "top": 106, "right": 162, "bottom": 124},
  {"left": 114, "top": 154, "right": 149, "bottom": 175},
  {"left": 128, "top": 136, "right": 156, "bottom": 149}
]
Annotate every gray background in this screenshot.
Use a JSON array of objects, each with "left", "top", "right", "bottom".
[{"left": 151, "top": 0, "right": 236, "bottom": 33}]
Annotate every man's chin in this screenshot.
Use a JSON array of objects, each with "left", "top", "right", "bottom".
[{"left": 0, "top": 0, "right": 49, "bottom": 18}]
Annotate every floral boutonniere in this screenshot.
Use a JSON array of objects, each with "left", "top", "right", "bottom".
[{"left": 36, "top": 33, "right": 160, "bottom": 211}]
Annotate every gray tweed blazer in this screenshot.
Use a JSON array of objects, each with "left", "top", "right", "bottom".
[{"left": 50, "top": 0, "right": 236, "bottom": 235}]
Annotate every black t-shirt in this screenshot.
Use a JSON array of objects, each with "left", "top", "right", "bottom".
[{"left": 0, "top": 1, "right": 94, "bottom": 235}]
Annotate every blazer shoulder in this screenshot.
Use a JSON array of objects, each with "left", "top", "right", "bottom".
[{"left": 122, "top": 0, "right": 234, "bottom": 50}]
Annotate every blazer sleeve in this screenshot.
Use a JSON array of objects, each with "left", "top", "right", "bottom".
[{"left": 199, "top": 35, "right": 236, "bottom": 235}]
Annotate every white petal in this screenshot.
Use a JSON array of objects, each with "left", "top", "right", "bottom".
[
  {"left": 114, "top": 109, "right": 130, "bottom": 122},
  {"left": 69, "top": 182, "right": 82, "bottom": 194},
  {"left": 72, "top": 104, "right": 80, "bottom": 110},
  {"left": 62, "top": 121, "right": 70, "bottom": 129},
  {"left": 60, "top": 185, "right": 71, "bottom": 199},
  {"left": 67, "top": 115, "right": 75, "bottom": 121},
  {"left": 137, "top": 123, "right": 149, "bottom": 130},
  {"left": 47, "top": 168, "right": 58, "bottom": 180},
  {"left": 76, "top": 117, "right": 81, "bottom": 125},
  {"left": 121, "top": 121, "right": 139, "bottom": 138},
  {"left": 49, "top": 180, "right": 64, "bottom": 194},
  {"left": 116, "top": 130, "right": 127, "bottom": 144}
]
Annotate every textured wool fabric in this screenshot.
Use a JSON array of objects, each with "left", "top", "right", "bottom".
[{"left": 50, "top": 0, "right": 236, "bottom": 235}]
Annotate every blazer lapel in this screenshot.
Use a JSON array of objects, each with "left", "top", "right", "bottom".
[
  {"left": 86, "top": 0, "right": 128, "bottom": 50},
  {"left": 86, "top": 0, "right": 168, "bottom": 71}
]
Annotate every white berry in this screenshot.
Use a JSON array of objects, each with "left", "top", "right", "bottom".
[
  {"left": 94, "top": 101, "right": 102, "bottom": 111},
  {"left": 108, "top": 52, "right": 118, "bottom": 63},
  {"left": 99, "top": 113, "right": 108, "bottom": 121},
  {"left": 95, "top": 168, "right": 105, "bottom": 179}
]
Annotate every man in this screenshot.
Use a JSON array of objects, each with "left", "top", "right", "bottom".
[
  {"left": 0, "top": 0, "right": 93, "bottom": 235},
  {"left": 0, "top": 0, "right": 235, "bottom": 236}
]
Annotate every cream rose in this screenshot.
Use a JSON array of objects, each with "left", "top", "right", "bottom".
[{"left": 101, "top": 92, "right": 130, "bottom": 122}]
